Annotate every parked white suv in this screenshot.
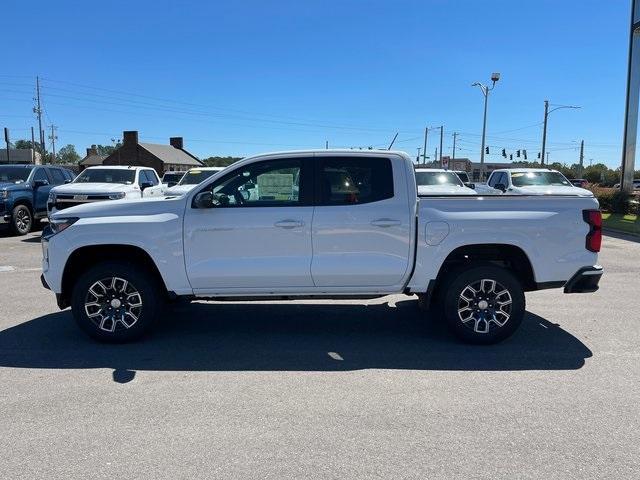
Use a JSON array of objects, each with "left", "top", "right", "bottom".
[
  {"left": 486, "top": 168, "right": 593, "bottom": 196},
  {"left": 48, "top": 166, "right": 163, "bottom": 214},
  {"left": 415, "top": 168, "right": 476, "bottom": 195},
  {"left": 165, "top": 167, "right": 226, "bottom": 196}
]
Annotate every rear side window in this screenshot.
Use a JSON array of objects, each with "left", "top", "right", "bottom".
[
  {"left": 49, "top": 168, "right": 66, "bottom": 185},
  {"left": 318, "top": 157, "right": 394, "bottom": 205},
  {"left": 143, "top": 170, "right": 159, "bottom": 185}
]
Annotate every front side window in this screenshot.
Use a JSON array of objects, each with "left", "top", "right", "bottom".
[
  {"left": 318, "top": 157, "right": 393, "bottom": 205},
  {"left": 32, "top": 168, "right": 49, "bottom": 183},
  {"left": 511, "top": 171, "right": 570, "bottom": 187},
  {"left": 415, "top": 171, "right": 463, "bottom": 187},
  {"left": 142, "top": 170, "right": 159, "bottom": 185},
  {"left": 75, "top": 169, "right": 136, "bottom": 184},
  {"left": 206, "top": 159, "right": 307, "bottom": 207},
  {"left": 488, "top": 172, "right": 499, "bottom": 187}
]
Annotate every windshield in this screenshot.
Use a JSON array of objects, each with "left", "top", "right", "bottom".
[
  {"left": 179, "top": 169, "right": 219, "bottom": 185},
  {"left": 511, "top": 171, "right": 571, "bottom": 187},
  {"left": 163, "top": 172, "right": 184, "bottom": 183},
  {"left": 74, "top": 169, "right": 136, "bottom": 184},
  {"left": 0, "top": 167, "right": 32, "bottom": 184},
  {"left": 415, "top": 171, "right": 463, "bottom": 187}
]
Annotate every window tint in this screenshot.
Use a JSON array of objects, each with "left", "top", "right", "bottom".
[
  {"left": 49, "top": 168, "right": 66, "bottom": 185},
  {"left": 319, "top": 157, "right": 393, "bottom": 205},
  {"left": 32, "top": 168, "right": 49, "bottom": 183},
  {"left": 208, "top": 158, "right": 307, "bottom": 207}
]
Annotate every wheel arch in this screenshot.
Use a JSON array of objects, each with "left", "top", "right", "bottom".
[
  {"left": 434, "top": 243, "right": 536, "bottom": 292},
  {"left": 60, "top": 244, "right": 170, "bottom": 308}
]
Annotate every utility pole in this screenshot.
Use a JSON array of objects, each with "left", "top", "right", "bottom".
[
  {"left": 49, "top": 125, "right": 58, "bottom": 162},
  {"left": 579, "top": 140, "right": 584, "bottom": 177},
  {"left": 541, "top": 99, "right": 580, "bottom": 166},
  {"left": 31, "top": 127, "right": 36, "bottom": 163},
  {"left": 325, "top": 140, "right": 328, "bottom": 149},
  {"left": 33, "top": 76, "right": 45, "bottom": 155},
  {"left": 541, "top": 100, "right": 549, "bottom": 165},
  {"left": 546, "top": 152, "right": 550, "bottom": 164},
  {"left": 435, "top": 147, "right": 438, "bottom": 165},
  {"left": 4, "top": 128, "right": 10, "bottom": 163},
  {"left": 422, "top": 127, "right": 428, "bottom": 164},
  {"left": 472, "top": 73, "right": 500, "bottom": 180},
  {"left": 439, "top": 126, "right": 443, "bottom": 164},
  {"left": 452, "top": 132, "right": 458, "bottom": 160}
]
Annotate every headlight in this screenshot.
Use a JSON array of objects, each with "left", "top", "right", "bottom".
[
  {"left": 108, "top": 192, "right": 126, "bottom": 200},
  {"left": 47, "top": 191, "right": 56, "bottom": 202},
  {"left": 49, "top": 217, "right": 79, "bottom": 234},
  {"left": 0, "top": 190, "right": 8, "bottom": 199}
]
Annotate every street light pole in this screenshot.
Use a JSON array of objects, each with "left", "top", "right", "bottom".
[
  {"left": 472, "top": 72, "right": 500, "bottom": 180},
  {"left": 540, "top": 100, "right": 580, "bottom": 165}
]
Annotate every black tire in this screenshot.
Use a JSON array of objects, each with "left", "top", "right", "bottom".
[
  {"left": 441, "top": 263, "right": 525, "bottom": 344},
  {"left": 10, "top": 204, "right": 33, "bottom": 236},
  {"left": 71, "top": 261, "right": 163, "bottom": 342}
]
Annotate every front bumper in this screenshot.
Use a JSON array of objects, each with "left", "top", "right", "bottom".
[{"left": 564, "top": 265, "right": 603, "bottom": 293}]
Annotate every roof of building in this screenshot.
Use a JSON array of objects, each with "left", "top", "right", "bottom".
[
  {"left": 79, "top": 153, "right": 107, "bottom": 166},
  {"left": 139, "top": 143, "right": 202, "bottom": 166}
]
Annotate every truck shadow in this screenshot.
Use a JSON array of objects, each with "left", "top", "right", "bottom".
[{"left": 0, "top": 299, "right": 592, "bottom": 378}]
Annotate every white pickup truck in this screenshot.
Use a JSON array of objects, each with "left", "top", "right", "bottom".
[
  {"left": 41, "top": 150, "right": 603, "bottom": 344},
  {"left": 48, "top": 165, "right": 164, "bottom": 214}
]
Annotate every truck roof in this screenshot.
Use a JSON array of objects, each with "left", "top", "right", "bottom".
[
  {"left": 245, "top": 149, "right": 411, "bottom": 159},
  {"left": 492, "top": 168, "right": 559, "bottom": 173},
  {"left": 84, "top": 165, "right": 154, "bottom": 171}
]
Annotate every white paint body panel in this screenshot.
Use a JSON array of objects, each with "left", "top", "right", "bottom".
[{"left": 42, "top": 150, "right": 600, "bottom": 300}]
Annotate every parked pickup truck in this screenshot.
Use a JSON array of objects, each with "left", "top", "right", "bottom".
[
  {"left": 48, "top": 165, "right": 164, "bottom": 214},
  {"left": 0, "top": 164, "right": 75, "bottom": 235},
  {"left": 40, "top": 150, "right": 603, "bottom": 344}
]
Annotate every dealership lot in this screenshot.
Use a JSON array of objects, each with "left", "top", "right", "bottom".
[{"left": 0, "top": 229, "right": 639, "bottom": 479}]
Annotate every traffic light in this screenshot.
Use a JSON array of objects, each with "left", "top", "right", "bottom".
[
  {"left": 502, "top": 148, "right": 506, "bottom": 158},
  {"left": 537, "top": 152, "right": 541, "bottom": 159},
  {"left": 509, "top": 154, "right": 513, "bottom": 160},
  {"left": 485, "top": 146, "right": 489, "bottom": 154},
  {"left": 517, "top": 150, "right": 521, "bottom": 158},
  {"left": 523, "top": 149, "right": 527, "bottom": 160}
]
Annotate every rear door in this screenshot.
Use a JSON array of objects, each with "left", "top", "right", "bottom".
[{"left": 311, "top": 155, "right": 412, "bottom": 288}]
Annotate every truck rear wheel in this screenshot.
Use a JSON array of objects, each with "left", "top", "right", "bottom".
[
  {"left": 441, "top": 263, "right": 525, "bottom": 344},
  {"left": 10, "top": 204, "right": 33, "bottom": 235},
  {"left": 71, "top": 261, "right": 162, "bottom": 342}
]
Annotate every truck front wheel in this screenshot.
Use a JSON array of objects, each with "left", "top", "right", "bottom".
[
  {"left": 441, "top": 264, "right": 525, "bottom": 344},
  {"left": 71, "top": 261, "right": 162, "bottom": 342},
  {"left": 11, "top": 204, "right": 33, "bottom": 235}
]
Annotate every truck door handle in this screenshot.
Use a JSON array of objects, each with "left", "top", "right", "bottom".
[
  {"left": 274, "top": 219, "right": 304, "bottom": 229},
  {"left": 371, "top": 218, "right": 401, "bottom": 228}
]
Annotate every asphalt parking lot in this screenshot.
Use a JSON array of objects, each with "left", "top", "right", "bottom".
[{"left": 0, "top": 227, "right": 639, "bottom": 479}]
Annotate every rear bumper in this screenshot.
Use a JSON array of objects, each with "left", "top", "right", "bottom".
[{"left": 564, "top": 265, "right": 603, "bottom": 293}]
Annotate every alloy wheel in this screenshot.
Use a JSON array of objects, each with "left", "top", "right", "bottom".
[
  {"left": 84, "top": 277, "right": 143, "bottom": 332},
  {"left": 457, "top": 278, "right": 512, "bottom": 334}
]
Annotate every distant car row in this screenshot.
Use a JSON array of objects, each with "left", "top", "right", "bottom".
[{"left": 416, "top": 167, "right": 594, "bottom": 197}]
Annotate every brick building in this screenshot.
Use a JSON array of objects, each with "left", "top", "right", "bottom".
[{"left": 102, "top": 131, "right": 202, "bottom": 175}]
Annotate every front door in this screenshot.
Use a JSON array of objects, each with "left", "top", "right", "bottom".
[
  {"left": 183, "top": 157, "right": 314, "bottom": 292},
  {"left": 32, "top": 167, "right": 53, "bottom": 217},
  {"left": 311, "top": 155, "right": 412, "bottom": 288}
]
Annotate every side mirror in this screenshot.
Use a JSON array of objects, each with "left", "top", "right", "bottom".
[
  {"left": 194, "top": 191, "right": 214, "bottom": 208},
  {"left": 167, "top": 181, "right": 177, "bottom": 188},
  {"left": 64, "top": 179, "right": 72, "bottom": 184},
  {"left": 33, "top": 179, "right": 49, "bottom": 187},
  {"left": 495, "top": 183, "right": 507, "bottom": 192},
  {"left": 465, "top": 183, "right": 476, "bottom": 189},
  {"left": 139, "top": 181, "right": 153, "bottom": 191}
]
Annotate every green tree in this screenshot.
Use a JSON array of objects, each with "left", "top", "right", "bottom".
[
  {"left": 95, "top": 144, "right": 120, "bottom": 156},
  {"left": 55, "top": 144, "right": 81, "bottom": 164},
  {"left": 14, "top": 139, "right": 45, "bottom": 154},
  {"left": 201, "top": 156, "right": 242, "bottom": 167}
]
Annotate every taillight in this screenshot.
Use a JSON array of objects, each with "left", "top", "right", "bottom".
[{"left": 583, "top": 209, "right": 602, "bottom": 252}]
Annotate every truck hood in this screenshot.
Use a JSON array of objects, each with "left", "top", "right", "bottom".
[
  {"left": 165, "top": 184, "right": 197, "bottom": 196},
  {"left": 50, "top": 195, "right": 186, "bottom": 219},
  {"left": 417, "top": 185, "right": 476, "bottom": 195},
  {"left": 512, "top": 185, "right": 593, "bottom": 196},
  {"left": 52, "top": 182, "right": 135, "bottom": 195}
]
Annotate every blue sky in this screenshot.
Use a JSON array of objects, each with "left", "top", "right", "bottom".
[{"left": 0, "top": 0, "right": 631, "bottom": 167}]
